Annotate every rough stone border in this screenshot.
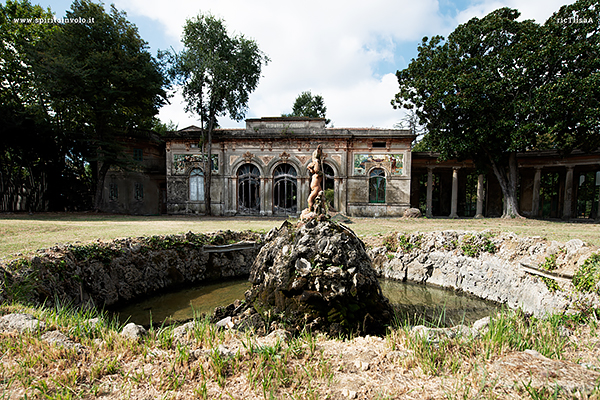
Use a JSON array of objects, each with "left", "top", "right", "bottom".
[{"left": 369, "top": 230, "right": 600, "bottom": 317}]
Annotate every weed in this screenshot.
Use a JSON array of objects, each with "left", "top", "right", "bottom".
[
  {"left": 210, "top": 348, "right": 230, "bottom": 388},
  {"left": 398, "top": 234, "right": 422, "bottom": 252},
  {"left": 521, "top": 380, "right": 562, "bottom": 399},
  {"left": 382, "top": 233, "right": 398, "bottom": 252},
  {"left": 460, "top": 234, "right": 496, "bottom": 258},
  {"left": 69, "top": 243, "right": 122, "bottom": 264},
  {"left": 573, "top": 253, "right": 600, "bottom": 294},
  {"left": 540, "top": 276, "right": 561, "bottom": 292},
  {"left": 539, "top": 254, "right": 558, "bottom": 271}
]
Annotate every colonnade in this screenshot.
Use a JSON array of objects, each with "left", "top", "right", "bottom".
[{"left": 422, "top": 165, "right": 599, "bottom": 219}]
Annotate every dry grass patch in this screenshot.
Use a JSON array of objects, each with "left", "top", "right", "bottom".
[
  {"left": 1, "top": 212, "right": 599, "bottom": 260},
  {"left": 2, "top": 302, "right": 600, "bottom": 399}
]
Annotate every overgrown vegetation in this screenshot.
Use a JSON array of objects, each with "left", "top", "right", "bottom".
[
  {"left": 460, "top": 233, "right": 496, "bottom": 258},
  {"left": 389, "top": 308, "right": 592, "bottom": 380},
  {"left": 2, "top": 270, "right": 600, "bottom": 397},
  {"left": 383, "top": 233, "right": 422, "bottom": 253},
  {"left": 540, "top": 276, "right": 561, "bottom": 293},
  {"left": 0, "top": 230, "right": 260, "bottom": 307},
  {"left": 573, "top": 253, "right": 600, "bottom": 294},
  {"left": 539, "top": 254, "right": 558, "bottom": 271},
  {"left": 0, "top": 301, "right": 335, "bottom": 399},
  {"left": 69, "top": 243, "right": 123, "bottom": 263},
  {"left": 2, "top": 300, "right": 599, "bottom": 398}
]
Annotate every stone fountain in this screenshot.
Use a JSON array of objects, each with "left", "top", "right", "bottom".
[{"left": 213, "top": 145, "right": 393, "bottom": 336}]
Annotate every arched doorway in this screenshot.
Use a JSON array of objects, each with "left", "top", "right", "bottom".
[
  {"left": 273, "top": 163, "right": 297, "bottom": 215},
  {"left": 189, "top": 168, "right": 204, "bottom": 201},
  {"left": 369, "top": 168, "right": 386, "bottom": 203},
  {"left": 237, "top": 164, "right": 260, "bottom": 214}
]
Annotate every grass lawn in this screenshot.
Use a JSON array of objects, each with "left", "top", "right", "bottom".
[{"left": 0, "top": 211, "right": 599, "bottom": 260}]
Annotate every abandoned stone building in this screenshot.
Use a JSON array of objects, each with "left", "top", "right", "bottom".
[{"left": 100, "top": 117, "right": 600, "bottom": 220}]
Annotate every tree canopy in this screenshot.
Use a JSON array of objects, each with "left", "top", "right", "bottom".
[
  {"left": 1, "top": 0, "right": 63, "bottom": 211},
  {"left": 533, "top": 0, "right": 600, "bottom": 153},
  {"left": 30, "top": 0, "right": 168, "bottom": 210},
  {"left": 283, "top": 91, "right": 330, "bottom": 125},
  {"left": 392, "top": 1, "right": 600, "bottom": 218},
  {"left": 172, "top": 12, "right": 269, "bottom": 215}
]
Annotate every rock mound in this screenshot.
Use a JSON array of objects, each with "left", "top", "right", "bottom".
[
  {"left": 403, "top": 208, "right": 422, "bottom": 218},
  {"left": 243, "top": 219, "right": 393, "bottom": 336}
]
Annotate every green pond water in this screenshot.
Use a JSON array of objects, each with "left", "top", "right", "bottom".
[{"left": 116, "top": 278, "right": 499, "bottom": 327}]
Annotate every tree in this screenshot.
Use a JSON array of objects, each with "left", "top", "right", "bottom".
[
  {"left": 283, "top": 91, "right": 330, "bottom": 125},
  {"left": 173, "top": 13, "right": 269, "bottom": 215},
  {"left": 394, "top": 109, "right": 427, "bottom": 149},
  {"left": 533, "top": 0, "right": 600, "bottom": 153},
  {"left": 31, "top": 0, "right": 168, "bottom": 210},
  {"left": 392, "top": 8, "right": 543, "bottom": 218},
  {"left": 0, "top": 0, "right": 60, "bottom": 211}
]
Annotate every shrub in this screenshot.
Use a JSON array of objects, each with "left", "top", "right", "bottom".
[
  {"left": 383, "top": 234, "right": 398, "bottom": 253},
  {"left": 573, "top": 253, "right": 600, "bottom": 294},
  {"left": 460, "top": 234, "right": 496, "bottom": 258},
  {"left": 539, "top": 254, "right": 557, "bottom": 271}
]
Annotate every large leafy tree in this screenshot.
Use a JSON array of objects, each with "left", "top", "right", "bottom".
[
  {"left": 283, "top": 90, "right": 330, "bottom": 125},
  {"left": 0, "top": 0, "right": 60, "bottom": 211},
  {"left": 393, "top": 8, "right": 543, "bottom": 218},
  {"left": 31, "top": 0, "right": 168, "bottom": 210},
  {"left": 533, "top": 0, "right": 600, "bottom": 153},
  {"left": 173, "top": 13, "right": 269, "bottom": 215},
  {"left": 394, "top": 1, "right": 600, "bottom": 219}
]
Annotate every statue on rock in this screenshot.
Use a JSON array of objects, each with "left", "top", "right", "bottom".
[
  {"left": 211, "top": 144, "right": 392, "bottom": 337},
  {"left": 301, "top": 145, "right": 329, "bottom": 221},
  {"left": 213, "top": 218, "right": 394, "bottom": 337}
]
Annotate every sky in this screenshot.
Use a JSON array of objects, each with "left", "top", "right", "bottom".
[{"left": 9, "top": 0, "right": 576, "bottom": 129}]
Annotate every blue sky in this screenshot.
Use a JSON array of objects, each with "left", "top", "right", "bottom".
[{"left": 6, "top": 0, "right": 575, "bottom": 129}]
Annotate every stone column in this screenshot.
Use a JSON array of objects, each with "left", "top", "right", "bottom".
[
  {"left": 227, "top": 176, "right": 235, "bottom": 215},
  {"left": 333, "top": 177, "right": 340, "bottom": 212},
  {"left": 562, "top": 167, "right": 574, "bottom": 219},
  {"left": 426, "top": 167, "right": 433, "bottom": 218},
  {"left": 450, "top": 168, "right": 459, "bottom": 218},
  {"left": 531, "top": 168, "right": 542, "bottom": 218},
  {"left": 261, "top": 177, "right": 271, "bottom": 216},
  {"left": 299, "top": 177, "right": 308, "bottom": 212},
  {"left": 475, "top": 174, "right": 485, "bottom": 218}
]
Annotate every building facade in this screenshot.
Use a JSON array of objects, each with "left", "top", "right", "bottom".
[
  {"left": 164, "top": 117, "right": 415, "bottom": 217},
  {"left": 99, "top": 117, "right": 600, "bottom": 220},
  {"left": 100, "top": 133, "right": 166, "bottom": 215}
]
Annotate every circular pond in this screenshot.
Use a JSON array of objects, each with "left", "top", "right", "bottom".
[{"left": 116, "top": 278, "right": 499, "bottom": 327}]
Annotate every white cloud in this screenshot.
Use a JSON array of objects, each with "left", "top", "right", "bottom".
[
  {"left": 122, "top": 0, "right": 576, "bottom": 129},
  {"left": 118, "top": 0, "right": 444, "bottom": 129}
]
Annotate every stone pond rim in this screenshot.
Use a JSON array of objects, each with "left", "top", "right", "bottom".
[
  {"left": 1, "top": 219, "right": 599, "bottom": 336},
  {"left": 242, "top": 219, "right": 394, "bottom": 336}
]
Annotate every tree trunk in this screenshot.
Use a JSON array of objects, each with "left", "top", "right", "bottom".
[
  {"left": 205, "top": 117, "right": 214, "bottom": 216},
  {"left": 488, "top": 152, "right": 522, "bottom": 218},
  {"left": 93, "top": 161, "right": 111, "bottom": 212}
]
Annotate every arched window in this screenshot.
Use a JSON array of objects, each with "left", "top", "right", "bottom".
[
  {"left": 238, "top": 164, "right": 260, "bottom": 213},
  {"left": 189, "top": 168, "right": 204, "bottom": 201},
  {"left": 273, "top": 163, "right": 297, "bottom": 214},
  {"left": 323, "top": 163, "right": 335, "bottom": 191},
  {"left": 369, "top": 168, "right": 386, "bottom": 203}
]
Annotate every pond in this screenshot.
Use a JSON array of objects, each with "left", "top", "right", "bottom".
[{"left": 115, "top": 278, "right": 499, "bottom": 328}]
